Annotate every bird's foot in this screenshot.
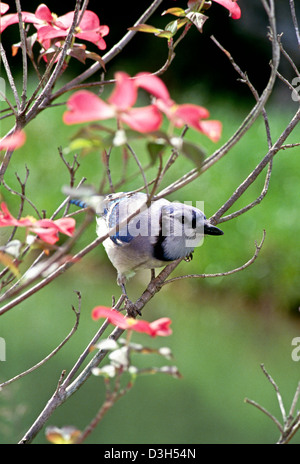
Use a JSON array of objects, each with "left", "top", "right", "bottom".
[{"left": 124, "top": 297, "right": 141, "bottom": 318}]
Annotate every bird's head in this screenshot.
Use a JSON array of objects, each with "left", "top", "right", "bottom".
[{"left": 161, "top": 203, "right": 223, "bottom": 243}]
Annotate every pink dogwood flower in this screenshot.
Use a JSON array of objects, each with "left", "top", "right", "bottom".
[
  {"left": 91, "top": 306, "right": 172, "bottom": 337},
  {"left": 63, "top": 72, "right": 164, "bottom": 133},
  {"left": 136, "top": 73, "right": 222, "bottom": 141},
  {"left": 36, "top": 5, "right": 109, "bottom": 50},
  {"left": 64, "top": 71, "right": 222, "bottom": 140},
  {"left": 0, "top": 3, "right": 109, "bottom": 50},
  {"left": 0, "top": 203, "right": 76, "bottom": 245}
]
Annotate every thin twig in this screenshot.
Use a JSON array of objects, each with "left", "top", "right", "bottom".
[
  {"left": 0, "top": 43, "right": 20, "bottom": 110},
  {"left": 260, "top": 363, "right": 287, "bottom": 423},
  {"left": 126, "top": 144, "right": 150, "bottom": 198},
  {"left": 289, "top": 0, "right": 300, "bottom": 49},
  {"left": 0, "top": 292, "right": 81, "bottom": 389},
  {"left": 244, "top": 398, "right": 284, "bottom": 434},
  {"left": 288, "top": 381, "right": 300, "bottom": 421},
  {"left": 214, "top": 161, "right": 273, "bottom": 224},
  {"left": 15, "top": 0, "right": 28, "bottom": 110},
  {"left": 245, "top": 364, "right": 300, "bottom": 444},
  {"left": 163, "top": 231, "right": 266, "bottom": 285}
]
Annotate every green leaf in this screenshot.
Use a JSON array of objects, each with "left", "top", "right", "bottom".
[
  {"left": 162, "top": 7, "right": 186, "bottom": 17},
  {"left": 68, "top": 137, "right": 102, "bottom": 151},
  {"left": 177, "top": 139, "right": 206, "bottom": 167},
  {"left": 84, "top": 51, "right": 106, "bottom": 71},
  {"left": 128, "top": 24, "right": 162, "bottom": 34},
  {"left": 147, "top": 141, "right": 167, "bottom": 164},
  {"left": 0, "top": 251, "right": 21, "bottom": 278},
  {"left": 154, "top": 30, "right": 174, "bottom": 39},
  {"left": 165, "top": 20, "right": 179, "bottom": 36},
  {"left": 186, "top": 12, "right": 209, "bottom": 33}
]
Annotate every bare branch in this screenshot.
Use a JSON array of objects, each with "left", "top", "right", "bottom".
[
  {"left": 210, "top": 107, "right": 300, "bottom": 225},
  {"left": 157, "top": 0, "right": 280, "bottom": 199},
  {"left": 214, "top": 161, "right": 273, "bottom": 224}
]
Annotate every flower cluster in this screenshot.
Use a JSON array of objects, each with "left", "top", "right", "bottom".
[
  {"left": 0, "top": 3, "right": 109, "bottom": 52},
  {"left": 92, "top": 306, "right": 172, "bottom": 337},
  {"left": 0, "top": 202, "right": 75, "bottom": 245},
  {"left": 63, "top": 71, "right": 222, "bottom": 142}
]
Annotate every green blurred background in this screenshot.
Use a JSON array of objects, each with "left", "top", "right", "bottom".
[{"left": 1, "top": 0, "right": 300, "bottom": 444}]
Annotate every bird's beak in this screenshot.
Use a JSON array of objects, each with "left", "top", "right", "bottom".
[{"left": 204, "top": 222, "right": 224, "bottom": 236}]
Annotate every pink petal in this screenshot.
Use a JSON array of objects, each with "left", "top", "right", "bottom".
[
  {"left": 120, "top": 105, "right": 163, "bottom": 133},
  {"left": 31, "top": 218, "right": 75, "bottom": 244},
  {"left": 0, "top": 11, "right": 38, "bottom": 32},
  {"left": 98, "top": 25, "right": 110, "bottom": 38},
  {"left": 53, "top": 218, "right": 76, "bottom": 236},
  {"left": 53, "top": 11, "right": 74, "bottom": 29},
  {"left": 0, "top": 13, "right": 18, "bottom": 32},
  {"left": 37, "top": 24, "right": 68, "bottom": 44},
  {"left": 108, "top": 72, "right": 137, "bottom": 110},
  {"left": 77, "top": 10, "right": 100, "bottom": 30},
  {"left": 149, "top": 318, "right": 172, "bottom": 337},
  {"left": 134, "top": 72, "right": 171, "bottom": 103},
  {"left": 197, "top": 120, "right": 223, "bottom": 142},
  {"left": 1, "top": 3, "right": 9, "bottom": 14},
  {"left": 63, "top": 90, "right": 115, "bottom": 124},
  {"left": 91, "top": 307, "right": 128, "bottom": 326},
  {"left": 75, "top": 30, "right": 108, "bottom": 50},
  {"left": 31, "top": 224, "right": 60, "bottom": 244},
  {"left": 0, "top": 202, "right": 32, "bottom": 227},
  {"left": 171, "top": 105, "right": 222, "bottom": 141},
  {"left": 0, "top": 131, "right": 26, "bottom": 150},
  {"left": 212, "top": 0, "right": 241, "bottom": 19},
  {"left": 34, "top": 4, "right": 53, "bottom": 22},
  {"left": 91, "top": 307, "right": 172, "bottom": 337},
  {"left": 172, "top": 104, "right": 210, "bottom": 127},
  {"left": 0, "top": 202, "right": 19, "bottom": 227}
]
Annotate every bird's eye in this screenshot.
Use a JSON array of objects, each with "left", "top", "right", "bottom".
[{"left": 192, "top": 210, "right": 197, "bottom": 229}]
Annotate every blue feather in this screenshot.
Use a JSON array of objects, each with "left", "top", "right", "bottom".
[
  {"left": 107, "top": 199, "right": 134, "bottom": 246},
  {"left": 69, "top": 198, "right": 88, "bottom": 209}
]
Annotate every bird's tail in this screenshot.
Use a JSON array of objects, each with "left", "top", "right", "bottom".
[{"left": 69, "top": 198, "right": 89, "bottom": 209}]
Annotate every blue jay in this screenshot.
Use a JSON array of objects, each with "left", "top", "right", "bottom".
[{"left": 70, "top": 192, "right": 223, "bottom": 288}]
